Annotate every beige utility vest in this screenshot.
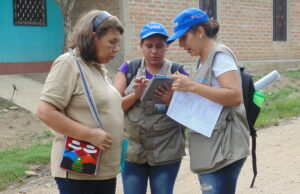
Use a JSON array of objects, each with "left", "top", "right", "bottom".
[
  {"left": 124, "top": 58, "right": 186, "bottom": 165},
  {"left": 189, "top": 44, "right": 250, "bottom": 174}
]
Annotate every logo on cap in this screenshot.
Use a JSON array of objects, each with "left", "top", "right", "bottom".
[
  {"left": 150, "top": 25, "right": 161, "bottom": 29},
  {"left": 191, "top": 14, "right": 206, "bottom": 19}
]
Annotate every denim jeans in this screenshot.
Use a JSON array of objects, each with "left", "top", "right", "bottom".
[
  {"left": 54, "top": 177, "right": 116, "bottom": 194},
  {"left": 55, "top": 177, "right": 69, "bottom": 194},
  {"left": 198, "top": 157, "right": 247, "bottom": 194},
  {"left": 122, "top": 161, "right": 181, "bottom": 194}
]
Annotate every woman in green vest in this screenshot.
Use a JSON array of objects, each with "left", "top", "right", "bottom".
[
  {"left": 114, "top": 22, "right": 188, "bottom": 194},
  {"left": 167, "top": 8, "right": 250, "bottom": 194}
]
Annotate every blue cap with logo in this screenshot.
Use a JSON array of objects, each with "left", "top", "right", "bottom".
[
  {"left": 140, "top": 22, "right": 169, "bottom": 39},
  {"left": 167, "top": 8, "right": 209, "bottom": 44}
]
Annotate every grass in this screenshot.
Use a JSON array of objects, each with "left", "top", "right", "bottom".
[
  {"left": 255, "top": 70, "right": 300, "bottom": 128},
  {"left": 0, "top": 141, "right": 51, "bottom": 191}
]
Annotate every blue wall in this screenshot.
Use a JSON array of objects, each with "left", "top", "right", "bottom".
[{"left": 0, "top": 0, "right": 64, "bottom": 62}]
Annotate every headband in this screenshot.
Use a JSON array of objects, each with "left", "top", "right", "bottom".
[{"left": 93, "top": 11, "right": 112, "bottom": 32}]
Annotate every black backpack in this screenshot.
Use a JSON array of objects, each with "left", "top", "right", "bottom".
[
  {"left": 126, "top": 59, "right": 184, "bottom": 87},
  {"left": 240, "top": 66, "right": 261, "bottom": 188}
]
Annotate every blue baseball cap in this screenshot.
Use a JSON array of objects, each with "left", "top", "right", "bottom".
[
  {"left": 140, "top": 22, "right": 169, "bottom": 39},
  {"left": 167, "top": 8, "right": 209, "bottom": 44}
]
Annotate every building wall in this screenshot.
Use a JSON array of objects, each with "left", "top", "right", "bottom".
[
  {"left": 124, "top": 0, "right": 300, "bottom": 75},
  {"left": 71, "top": 0, "right": 199, "bottom": 76},
  {"left": 2, "top": 0, "right": 299, "bottom": 74},
  {"left": 119, "top": 0, "right": 199, "bottom": 76},
  {"left": 0, "top": 1, "right": 64, "bottom": 62},
  {"left": 72, "top": 0, "right": 120, "bottom": 20},
  {"left": 0, "top": 0, "right": 64, "bottom": 74},
  {"left": 69, "top": 0, "right": 300, "bottom": 76},
  {"left": 218, "top": 0, "right": 300, "bottom": 73},
  {"left": 71, "top": 0, "right": 122, "bottom": 77},
  {"left": 219, "top": 0, "right": 299, "bottom": 60}
]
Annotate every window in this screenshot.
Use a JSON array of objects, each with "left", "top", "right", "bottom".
[
  {"left": 273, "top": 0, "right": 287, "bottom": 41},
  {"left": 14, "top": 0, "right": 47, "bottom": 26},
  {"left": 199, "top": 0, "right": 217, "bottom": 19}
]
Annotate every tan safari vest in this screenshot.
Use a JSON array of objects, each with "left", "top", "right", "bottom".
[
  {"left": 189, "top": 44, "right": 250, "bottom": 174},
  {"left": 124, "top": 58, "right": 186, "bottom": 165}
]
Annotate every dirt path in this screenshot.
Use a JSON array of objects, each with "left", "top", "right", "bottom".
[{"left": 1, "top": 116, "right": 300, "bottom": 194}]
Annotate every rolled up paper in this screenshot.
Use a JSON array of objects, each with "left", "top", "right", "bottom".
[{"left": 254, "top": 70, "right": 280, "bottom": 91}]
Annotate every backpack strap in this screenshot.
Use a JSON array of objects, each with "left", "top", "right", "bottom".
[
  {"left": 240, "top": 67, "right": 261, "bottom": 188},
  {"left": 126, "top": 59, "right": 183, "bottom": 87},
  {"left": 171, "top": 62, "right": 184, "bottom": 74},
  {"left": 126, "top": 59, "right": 142, "bottom": 87}
]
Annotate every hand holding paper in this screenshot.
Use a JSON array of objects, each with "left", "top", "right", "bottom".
[{"left": 171, "top": 72, "right": 193, "bottom": 92}]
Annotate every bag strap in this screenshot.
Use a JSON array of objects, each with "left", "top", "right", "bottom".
[
  {"left": 68, "top": 49, "right": 103, "bottom": 129},
  {"left": 126, "top": 59, "right": 142, "bottom": 87},
  {"left": 171, "top": 62, "right": 184, "bottom": 74}
]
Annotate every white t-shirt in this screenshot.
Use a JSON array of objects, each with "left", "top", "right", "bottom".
[{"left": 208, "top": 52, "right": 238, "bottom": 88}]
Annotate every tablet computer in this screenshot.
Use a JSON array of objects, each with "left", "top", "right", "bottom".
[{"left": 140, "top": 75, "right": 173, "bottom": 102}]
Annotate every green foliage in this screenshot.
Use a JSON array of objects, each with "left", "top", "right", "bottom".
[{"left": 0, "top": 141, "right": 51, "bottom": 191}]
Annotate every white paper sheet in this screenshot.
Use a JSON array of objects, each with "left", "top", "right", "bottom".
[{"left": 167, "top": 91, "right": 223, "bottom": 137}]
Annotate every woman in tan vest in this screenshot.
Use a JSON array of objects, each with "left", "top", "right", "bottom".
[
  {"left": 167, "top": 8, "right": 250, "bottom": 194},
  {"left": 36, "top": 10, "right": 124, "bottom": 194},
  {"left": 114, "top": 22, "right": 188, "bottom": 194}
]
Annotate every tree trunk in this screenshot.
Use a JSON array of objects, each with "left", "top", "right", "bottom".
[{"left": 53, "top": 0, "right": 76, "bottom": 52}]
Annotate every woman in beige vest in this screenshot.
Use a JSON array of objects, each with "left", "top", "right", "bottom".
[
  {"left": 167, "top": 8, "right": 250, "bottom": 194},
  {"left": 114, "top": 22, "right": 188, "bottom": 194},
  {"left": 36, "top": 10, "right": 124, "bottom": 194}
]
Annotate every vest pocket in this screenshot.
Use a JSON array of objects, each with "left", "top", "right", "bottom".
[
  {"left": 152, "top": 118, "right": 186, "bottom": 163},
  {"left": 124, "top": 115, "right": 141, "bottom": 161},
  {"left": 189, "top": 119, "right": 228, "bottom": 173}
]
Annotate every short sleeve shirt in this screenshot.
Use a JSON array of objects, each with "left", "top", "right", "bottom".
[
  {"left": 211, "top": 52, "right": 238, "bottom": 88},
  {"left": 40, "top": 52, "right": 124, "bottom": 180}
]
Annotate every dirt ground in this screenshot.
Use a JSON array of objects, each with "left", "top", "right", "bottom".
[
  {"left": 0, "top": 100, "right": 299, "bottom": 194},
  {"left": 0, "top": 99, "right": 50, "bottom": 152}
]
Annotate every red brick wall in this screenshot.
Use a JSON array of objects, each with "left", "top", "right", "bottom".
[
  {"left": 125, "top": 0, "right": 300, "bottom": 67},
  {"left": 125, "top": 0, "right": 199, "bottom": 64},
  {"left": 290, "top": 0, "right": 300, "bottom": 59},
  {"left": 219, "top": 0, "right": 300, "bottom": 61},
  {"left": 69, "top": 0, "right": 300, "bottom": 74}
]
